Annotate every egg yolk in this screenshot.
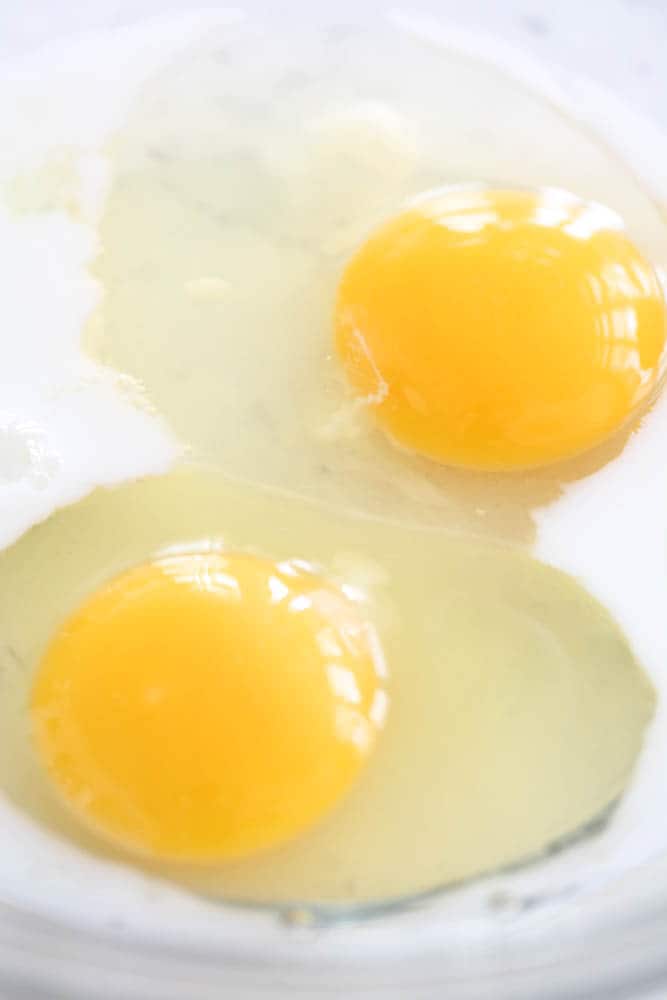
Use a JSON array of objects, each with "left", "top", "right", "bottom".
[
  {"left": 335, "top": 187, "right": 666, "bottom": 469},
  {"left": 30, "top": 549, "right": 387, "bottom": 862}
]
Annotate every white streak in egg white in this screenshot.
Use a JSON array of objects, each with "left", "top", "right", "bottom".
[{"left": 317, "top": 327, "right": 389, "bottom": 442}]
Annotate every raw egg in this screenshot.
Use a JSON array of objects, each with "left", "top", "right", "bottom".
[
  {"left": 335, "top": 186, "right": 666, "bottom": 470},
  {"left": 31, "top": 548, "right": 386, "bottom": 862},
  {"left": 0, "top": 466, "right": 654, "bottom": 901}
]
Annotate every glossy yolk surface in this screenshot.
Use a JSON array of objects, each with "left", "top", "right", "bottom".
[
  {"left": 30, "top": 549, "right": 387, "bottom": 862},
  {"left": 335, "top": 187, "right": 666, "bottom": 469}
]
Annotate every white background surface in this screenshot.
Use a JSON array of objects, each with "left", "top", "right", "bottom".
[{"left": 1, "top": 0, "right": 666, "bottom": 125}]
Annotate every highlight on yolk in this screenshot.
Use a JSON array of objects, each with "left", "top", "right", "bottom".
[
  {"left": 30, "top": 548, "right": 387, "bottom": 862},
  {"left": 335, "top": 186, "right": 667, "bottom": 470}
]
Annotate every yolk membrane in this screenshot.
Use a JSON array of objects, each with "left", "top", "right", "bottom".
[
  {"left": 335, "top": 186, "right": 666, "bottom": 469},
  {"left": 30, "top": 549, "right": 387, "bottom": 862}
]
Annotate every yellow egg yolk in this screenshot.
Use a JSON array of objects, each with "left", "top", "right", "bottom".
[
  {"left": 30, "top": 549, "right": 387, "bottom": 862},
  {"left": 335, "top": 187, "right": 666, "bottom": 469}
]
